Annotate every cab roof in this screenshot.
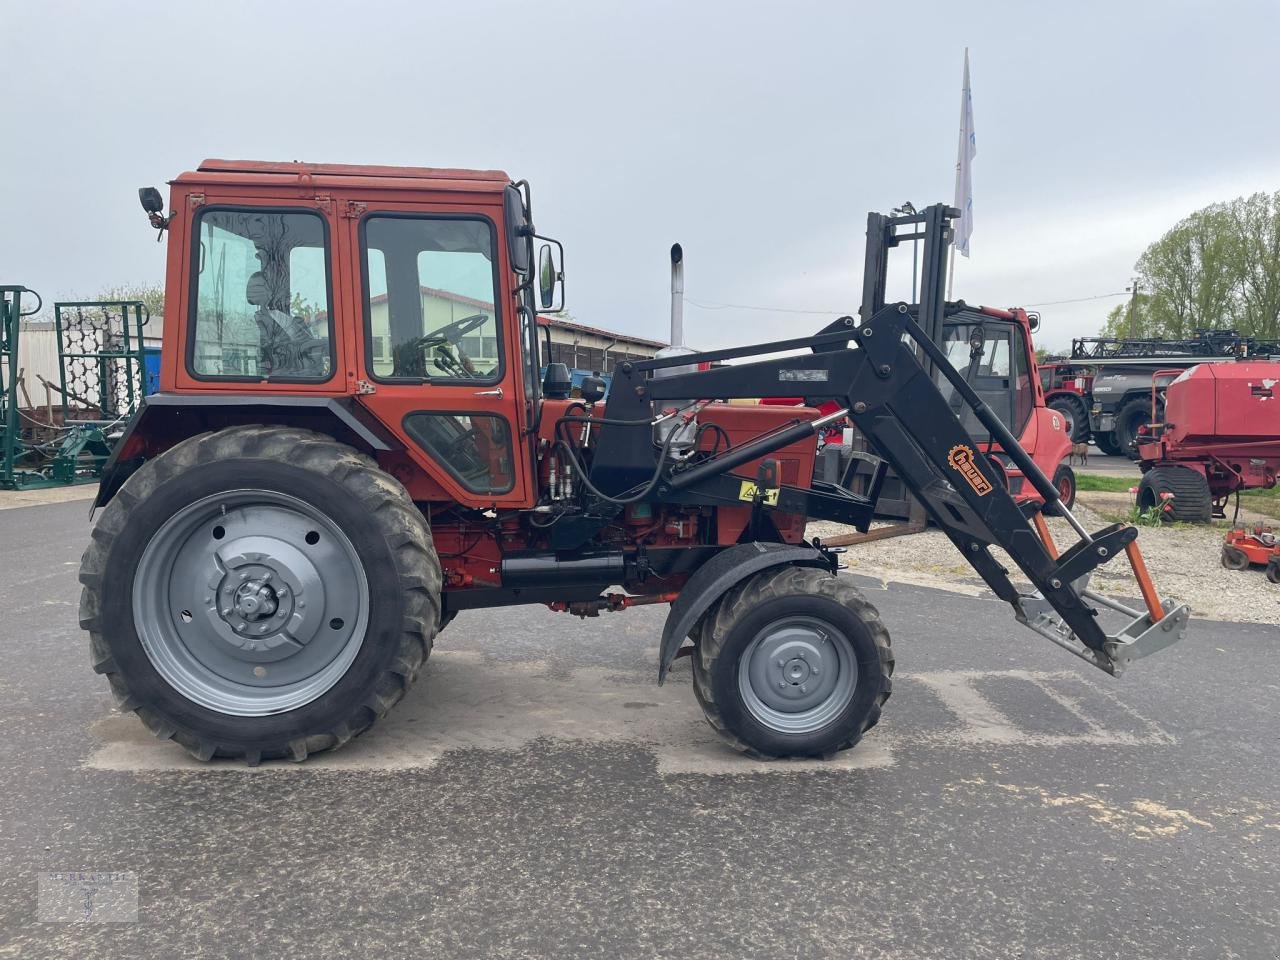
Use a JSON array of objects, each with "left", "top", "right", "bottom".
[{"left": 175, "top": 159, "right": 512, "bottom": 194}]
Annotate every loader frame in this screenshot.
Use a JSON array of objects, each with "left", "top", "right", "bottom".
[{"left": 590, "top": 205, "right": 1187, "bottom": 676}]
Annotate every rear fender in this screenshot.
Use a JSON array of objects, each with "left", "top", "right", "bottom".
[
  {"left": 657, "top": 541, "right": 833, "bottom": 683},
  {"left": 93, "top": 394, "right": 400, "bottom": 509}
]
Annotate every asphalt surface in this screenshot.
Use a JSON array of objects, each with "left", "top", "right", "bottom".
[
  {"left": 1069, "top": 449, "right": 1140, "bottom": 478},
  {"left": 1, "top": 500, "right": 1277, "bottom": 959}
]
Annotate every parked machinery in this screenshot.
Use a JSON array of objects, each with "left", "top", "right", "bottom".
[
  {"left": 80, "top": 163, "right": 1189, "bottom": 764},
  {"left": 0, "top": 287, "right": 151, "bottom": 490},
  {"left": 1135, "top": 362, "right": 1280, "bottom": 521},
  {"left": 1083, "top": 331, "right": 1280, "bottom": 458},
  {"left": 1221, "top": 524, "right": 1280, "bottom": 583}
]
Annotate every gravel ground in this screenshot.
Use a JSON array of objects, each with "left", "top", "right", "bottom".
[{"left": 811, "top": 494, "right": 1280, "bottom": 626}]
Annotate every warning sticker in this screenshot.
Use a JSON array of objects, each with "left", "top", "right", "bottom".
[{"left": 738, "top": 481, "right": 780, "bottom": 505}]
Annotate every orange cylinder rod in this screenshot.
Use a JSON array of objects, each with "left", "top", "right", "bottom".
[
  {"left": 1032, "top": 512, "right": 1059, "bottom": 559},
  {"left": 1124, "top": 541, "right": 1164, "bottom": 623}
]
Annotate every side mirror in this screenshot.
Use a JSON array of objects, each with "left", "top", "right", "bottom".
[
  {"left": 1026, "top": 311, "right": 1042, "bottom": 333},
  {"left": 138, "top": 187, "right": 164, "bottom": 214},
  {"left": 538, "top": 241, "right": 564, "bottom": 311},
  {"left": 504, "top": 184, "right": 531, "bottom": 275}
]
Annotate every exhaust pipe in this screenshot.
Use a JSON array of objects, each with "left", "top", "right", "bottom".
[
  {"left": 653, "top": 243, "right": 697, "bottom": 454},
  {"left": 669, "top": 242, "right": 684, "bottom": 348}
]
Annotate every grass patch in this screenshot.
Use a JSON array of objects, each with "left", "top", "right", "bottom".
[
  {"left": 1239, "top": 488, "right": 1280, "bottom": 520},
  {"left": 1075, "top": 474, "right": 1136, "bottom": 493}
]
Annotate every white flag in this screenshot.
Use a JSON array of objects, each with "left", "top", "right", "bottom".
[{"left": 953, "top": 49, "right": 976, "bottom": 257}]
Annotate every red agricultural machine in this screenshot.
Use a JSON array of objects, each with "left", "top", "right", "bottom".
[
  {"left": 1221, "top": 524, "right": 1280, "bottom": 582},
  {"left": 77, "top": 162, "right": 1189, "bottom": 765},
  {"left": 1135, "top": 362, "right": 1280, "bottom": 521}
]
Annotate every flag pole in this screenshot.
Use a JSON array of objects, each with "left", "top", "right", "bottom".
[{"left": 950, "top": 47, "right": 974, "bottom": 302}]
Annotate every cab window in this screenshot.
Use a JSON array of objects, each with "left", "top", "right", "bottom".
[
  {"left": 937, "top": 321, "right": 1035, "bottom": 439},
  {"left": 362, "top": 216, "right": 502, "bottom": 382},
  {"left": 189, "top": 209, "right": 333, "bottom": 380}
]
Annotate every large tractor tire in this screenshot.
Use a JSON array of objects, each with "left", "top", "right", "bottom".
[
  {"left": 1094, "top": 431, "right": 1122, "bottom": 457},
  {"left": 1115, "top": 397, "right": 1158, "bottom": 461},
  {"left": 1136, "top": 465, "right": 1213, "bottom": 524},
  {"left": 79, "top": 426, "right": 441, "bottom": 763},
  {"left": 1048, "top": 396, "right": 1089, "bottom": 443},
  {"left": 691, "top": 566, "right": 893, "bottom": 759}
]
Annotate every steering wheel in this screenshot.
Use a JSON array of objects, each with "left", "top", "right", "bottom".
[{"left": 418, "top": 313, "right": 489, "bottom": 349}]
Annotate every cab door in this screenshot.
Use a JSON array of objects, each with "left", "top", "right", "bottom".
[{"left": 339, "top": 197, "right": 535, "bottom": 508}]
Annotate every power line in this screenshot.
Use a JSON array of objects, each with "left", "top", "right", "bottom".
[
  {"left": 1024, "top": 291, "right": 1130, "bottom": 308},
  {"left": 684, "top": 296, "right": 843, "bottom": 316},
  {"left": 685, "top": 290, "right": 1133, "bottom": 315}
]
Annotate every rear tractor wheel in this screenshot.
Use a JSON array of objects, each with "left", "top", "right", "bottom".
[
  {"left": 1267, "top": 559, "right": 1280, "bottom": 585},
  {"left": 691, "top": 566, "right": 893, "bottom": 759},
  {"left": 1094, "top": 432, "right": 1122, "bottom": 457},
  {"left": 79, "top": 426, "right": 442, "bottom": 763},
  {"left": 1048, "top": 396, "right": 1089, "bottom": 443}
]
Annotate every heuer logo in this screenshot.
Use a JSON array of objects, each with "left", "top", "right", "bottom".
[{"left": 947, "top": 444, "right": 993, "bottom": 496}]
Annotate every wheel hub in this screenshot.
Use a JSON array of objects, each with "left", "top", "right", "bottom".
[
  {"left": 133, "top": 491, "right": 369, "bottom": 716},
  {"left": 738, "top": 617, "right": 857, "bottom": 733},
  {"left": 203, "top": 540, "right": 324, "bottom": 660}
]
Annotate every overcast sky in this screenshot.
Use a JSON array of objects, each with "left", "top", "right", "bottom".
[{"left": 5, "top": 0, "right": 1279, "bottom": 353}]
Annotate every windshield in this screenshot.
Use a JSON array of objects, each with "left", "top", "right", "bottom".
[{"left": 935, "top": 319, "right": 1034, "bottom": 442}]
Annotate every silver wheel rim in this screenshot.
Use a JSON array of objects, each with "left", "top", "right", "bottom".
[
  {"left": 737, "top": 616, "right": 858, "bottom": 734},
  {"left": 132, "top": 490, "right": 370, "bottom": 717}
]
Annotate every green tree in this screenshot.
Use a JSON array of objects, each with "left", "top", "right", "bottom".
[
  {"left": 1103, "top": 191, "right": 1280, "bottom": 340},
  {"left": 95, "top": 282, "right": 166, "bottom": 320}
]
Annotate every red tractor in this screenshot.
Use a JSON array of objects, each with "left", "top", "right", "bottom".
[
  {"left": 1135, "top": 362, "right": 1280, "bottom": 521},
  {"left": 1040, "top": 359, "right": 1094, "bottom": 444},
  {"left": 79, "top": 162, "right": 1188, "bottom": 764}
]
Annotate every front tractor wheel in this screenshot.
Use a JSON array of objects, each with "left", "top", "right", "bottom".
[
  {"left": 691, "top": 566, "right": 893, "bottom": 759},
  {"left": 79, "top": 426, "right": 442, "bottom": 763}
]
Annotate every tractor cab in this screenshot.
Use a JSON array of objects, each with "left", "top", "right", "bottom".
[
  {"left": 931, "top": 304, "right": 1072, "bottom": 505},
  {"left": 127, "top": 160, "right": 564, "bottom": 511},
  {"left": 936, "top": 306, "right": 1038, "bottom": 445}
]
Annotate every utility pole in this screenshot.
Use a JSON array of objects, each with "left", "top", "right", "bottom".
[{"left": 1127, "top": 278, "right": 1141, "bottom": 338}]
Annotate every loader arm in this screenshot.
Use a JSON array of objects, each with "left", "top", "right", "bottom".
[{"left": 591, "top": 301, "right": 1189, "bottom": 677}]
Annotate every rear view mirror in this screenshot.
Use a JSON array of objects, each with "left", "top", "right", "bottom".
[
  {"left": 1027, "top": 311, "right": 1041, "bottom": 333},
  {"left": 138, "top": 187, "right": 164, "bottom": 214},
  {"left": 538, "top": 241, "right": 564, "bottom": 311},
  {"left": 504, "top": 184, "right": 531, "bottom": 275}
]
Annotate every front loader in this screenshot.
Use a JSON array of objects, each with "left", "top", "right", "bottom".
[{"left": 80, "top": 161, "right": 1188, "bottom": 763}]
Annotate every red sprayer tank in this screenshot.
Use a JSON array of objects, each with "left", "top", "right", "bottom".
[
  {"left": 1136, "top": 361, "right": 1280, "bottom": 519},
  {"left": 1161, "top": 362, "right": 1280, "bottom": 446}
]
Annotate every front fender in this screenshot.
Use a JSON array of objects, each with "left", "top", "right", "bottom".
[{"left": 657, "top": 541, "right": 832, "bottom": 683}]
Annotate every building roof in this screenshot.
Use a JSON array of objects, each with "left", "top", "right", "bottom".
[{"left": 537, "top": 314, "right": 666, "bottom": 349}]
